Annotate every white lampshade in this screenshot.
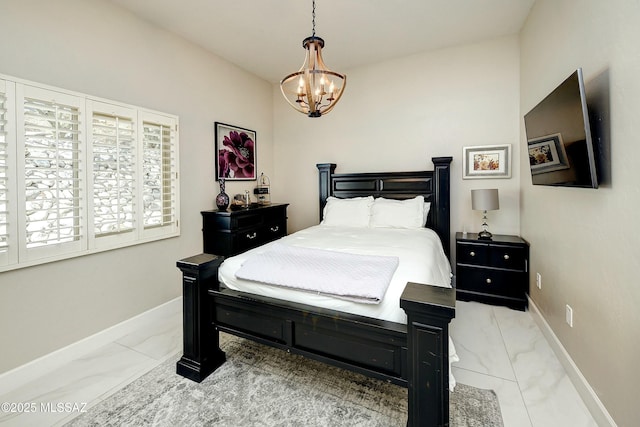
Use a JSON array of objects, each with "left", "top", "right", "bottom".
[
  {"left": 471, "top": 189, "right": 499, "bottom": 211},
  {"left": 471, "top": 189, "right": 499, "bottom": 239}
]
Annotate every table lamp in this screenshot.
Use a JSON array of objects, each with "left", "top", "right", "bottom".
[{"left": 471, "top": 189, "right": 499, "bottom": 240}]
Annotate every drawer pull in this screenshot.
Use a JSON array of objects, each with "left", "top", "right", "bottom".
[
  {"left": 486, "top": 278, "right": 492, "bottom": 284},
  {"left": 503, "top": 254, "right": 510, "bottom": 260},
  {"left": 270, "top": 226, "right": 279, "bottom": 232},
  {"left": 470, "top": 251, "right": 476, "bottom": 257},
  {"left": 246, "top": 232, "right": 257, "bottom": 240}
]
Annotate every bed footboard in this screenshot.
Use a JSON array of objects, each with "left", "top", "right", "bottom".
[
  {"left": 177, "top": 255, "right": 455, "bottom": 427},
  {"left": 401, "top": 282, "right": 456, "bottom": 427},
  {"left": 176, "top": 254, "right": 226, "bottom": 382}
]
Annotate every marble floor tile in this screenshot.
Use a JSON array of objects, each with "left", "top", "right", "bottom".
[
  {"left": 450, "top": 301, "right": 517, "bottom": 381},
  {"left": 115, "top": 304, "right": 182, "bottom": 361},
  {"left": 0, "top": 342, "right": 158, "bottom": 427},
  {"left": 493, "top": 306, "right": 597, "bottom": 427},
  {"left": 453, "top": 367, "right": 531, "bottom": 427}
]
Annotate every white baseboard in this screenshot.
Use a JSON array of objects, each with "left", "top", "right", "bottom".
[
  {"left": 528, "top": 297, "right": 617, "bottom": 427},
  {"left": 0, "top": 297, "right": 182, "bottom": 396}
]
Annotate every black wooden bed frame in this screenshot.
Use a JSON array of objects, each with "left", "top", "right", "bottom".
[{"left": 177, "top": 157, "right": 455, "bottom": 427}]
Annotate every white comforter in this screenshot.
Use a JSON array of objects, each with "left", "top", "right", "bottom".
[{"left": 220, "top": 224, "right": 452, "bottom": 324}]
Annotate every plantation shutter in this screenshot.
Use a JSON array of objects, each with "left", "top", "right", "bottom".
[
  {"left": 88, "top": 101, "right": 137, "bottom": 248},
  {"left": 0, "top": 83, "right": 8, "bottom": 258},
  {"left": 140, "top": 112, "right": 178, "bottom": 238},
  {"left": 17, "top": 85, "right": 85, "bottom": 260},
  {"left": 0, "top": 80, "right": 16, "bottom": 266}
]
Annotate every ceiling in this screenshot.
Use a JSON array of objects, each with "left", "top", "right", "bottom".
[{"left": 108, "top": 0, "right": 534, "bottom": 83}]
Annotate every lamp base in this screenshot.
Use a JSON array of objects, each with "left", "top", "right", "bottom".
[{"left": 477, "top": 230, "right": 493, "bottom": 240}]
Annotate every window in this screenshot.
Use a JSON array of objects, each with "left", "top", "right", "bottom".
[
  {"left": 140, "top": 112, "right": 178, "bottom": 238},
  {"left": 0, "top": 75, "right": 179, "bottom": 271},
  {"left": 18, "top": 86, "right": 85, "bottom": 261},
  {"left": 87, "top": 101, "right": 138, "bottom": 249}
]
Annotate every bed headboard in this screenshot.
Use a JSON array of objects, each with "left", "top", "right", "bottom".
[{"left": 316, "top": 157, "right": 453, "bottom": 258}]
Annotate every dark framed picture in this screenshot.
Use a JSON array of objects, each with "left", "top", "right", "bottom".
[
  {"left": 527, "top": 133, "right": 570, "bottom": 175},
  {"left": 462, "top": 144, "right": 511, "bottom": 179},
  {"left": 215, "top": 122, "right": 256, "bottom": 181}
]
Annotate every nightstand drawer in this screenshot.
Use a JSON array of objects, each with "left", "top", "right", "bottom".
[
  {"left": 489, "top": 245, "right": 527, "bottom": 271},
  {"left": 457, "top": 266, "right": 522, "bottom": 298},
  {"left": 457, "top": 242, "right": 489, "bottom": 265}
]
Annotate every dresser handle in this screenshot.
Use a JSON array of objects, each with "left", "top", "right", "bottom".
[
  {"left": 270, "top": 226, "right": 279, "bottom": 232},
  {"left": 246, "top": 232, "right": 257, "bottom": 239},
  {"left": 503, "top": 254, "right": 510, "bottom": 260},
  {"left": 486, "top": 278, "right": 492, "bottom": 284},
  {"left": 470, "top": 251, "right": 475, "bottom": 257}
]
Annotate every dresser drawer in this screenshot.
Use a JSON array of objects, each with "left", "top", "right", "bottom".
[
  {"left": 233, "top": 228, "right": 260, "bottom": 248},
  {"left": 234, "top": 212, "right": 265, "bottom": 230},
  {"left": 263, "top": 219, "right": 287, "bottom": 240},
  {"left": 202, "top": 204, "right": 289, "bottom": 257},
  {"left": 457, "top": 266, "right": 522, "bottom": 298}
]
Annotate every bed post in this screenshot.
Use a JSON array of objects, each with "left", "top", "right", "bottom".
[
  {"left": 317, "top": 163, "right": 337, "bottom": 222},
  {"left": 401, "top": 282, "right": 456, "bottom": 427},
  {"left": 430, "top": 157, "right": 452, "bottom": 259},
  {"left": 176, "top": 254, "right": 226, "bottom": 382}
]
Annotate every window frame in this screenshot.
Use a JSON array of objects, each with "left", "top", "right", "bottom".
[{"left": 0, "top": 73, "right": 180, "bottom": 272}]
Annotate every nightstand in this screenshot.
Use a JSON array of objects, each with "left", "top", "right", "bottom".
[
  {"left": 455, "top": 232, "right": 529, "bottom": 311},
  {"left": 202, "top": 203, "right": 288, "bottom": 256}
]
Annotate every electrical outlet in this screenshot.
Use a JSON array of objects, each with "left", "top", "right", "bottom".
[
  {"left": 536, "top": 273, "right": 542, "bottom": 290},
  {"left": 566, "top": 304, "right": 574, "bottom": 327}
]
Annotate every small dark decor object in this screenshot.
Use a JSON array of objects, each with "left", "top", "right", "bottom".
[{"left": 216, "top": 178, "right": 230, "bottom": 210}]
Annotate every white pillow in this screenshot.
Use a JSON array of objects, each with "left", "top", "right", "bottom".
[
  {"left": 370, "top": 196, "right": 425, "bottom": 228},
  {"left": 321, "top": 196, "right": 374, "bottom": 227},
  {"left": 423, "top": 202, "right": 431, "bottom": 224}
]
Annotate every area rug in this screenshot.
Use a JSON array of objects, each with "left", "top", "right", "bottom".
[{"left": 66, "top": 333, "right": 503, "bottom": 426}]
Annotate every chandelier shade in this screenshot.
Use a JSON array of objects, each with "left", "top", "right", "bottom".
[{"left": 280, "top": 2, "right": 346, "bottom": 117}]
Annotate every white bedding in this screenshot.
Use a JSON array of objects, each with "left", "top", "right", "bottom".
[{"left": 220, "top": 224, "right": 452, "bottom": 324}]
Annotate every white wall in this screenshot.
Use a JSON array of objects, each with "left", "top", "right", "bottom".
[
  {"left": 520, "top": 1, "right": 640, "bottom": 425},
  {"left": 0, "top": 0, "right": 273, "bottom": 373},
  {"left": 273, "top": 36, "right": 522, "bottom": 256}
]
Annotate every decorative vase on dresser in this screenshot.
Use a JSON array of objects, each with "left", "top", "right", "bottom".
[{"left": 215, "top": 178, "right": 230, "bottom": 210}]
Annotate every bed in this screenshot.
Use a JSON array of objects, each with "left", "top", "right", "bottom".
[{"left": 177, "top": 157, "right": 455, "bottom": 427}]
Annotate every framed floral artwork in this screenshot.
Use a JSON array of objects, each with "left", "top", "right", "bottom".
[
  {"left": 462, "top": 144, "right": 511, "bottom": 179},
  {"left": 215, "top": 122, "right": 256, "bottom": 181}
]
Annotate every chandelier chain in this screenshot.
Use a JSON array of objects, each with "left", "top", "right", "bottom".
[{"left": 312, "top": 0, "right": 316, "bottom": 37}]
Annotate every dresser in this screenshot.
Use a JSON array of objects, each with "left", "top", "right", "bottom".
[
  {"left": 202, "top": 203, "right": 288, "bottom": 256},
  {"left": 455, "top": 232, "right": 529, "bottom": 311}
]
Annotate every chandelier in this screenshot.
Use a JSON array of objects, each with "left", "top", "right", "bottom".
[{"left": 279, "top": 0, "right": 346, "bottom": 117}]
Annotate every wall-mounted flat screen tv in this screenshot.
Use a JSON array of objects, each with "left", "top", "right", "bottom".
[{"left": 524, "top": 68, "right": 598, "bottom": 188}]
